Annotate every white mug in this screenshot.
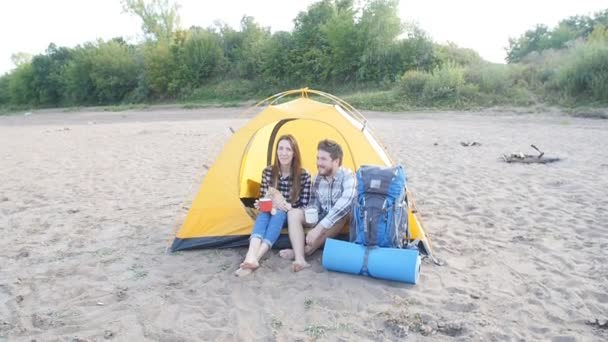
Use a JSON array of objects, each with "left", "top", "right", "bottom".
[{"left": 304, "top": 207, "right": 318, "bottom": 224}]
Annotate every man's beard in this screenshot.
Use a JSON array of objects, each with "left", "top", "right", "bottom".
[{"left": 317, "top": 165, "right": 334, "bottom": 176}]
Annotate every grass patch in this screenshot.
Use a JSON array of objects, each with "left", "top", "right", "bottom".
[
  {"left": 62, "top": 106, "right": 83, "bottom": 112},
  {"left": 181, "top": 101, "right": 243, "bottom": 109},
  {"left": 95, "top": 248, "right": 114, "bottom": 257},
  {"left": 0, "top": 105, "right": 33, "bottom": 116},
  {"left": 128, "top": 263, "right": 149, "bottom": 280},
  {"left": 270, "top": 317, "right": 283, "bottom": 330},
  {"left": 180, "top": 79, "right": 268, "bottom": 102},
  {"left": 565, "top": 106, "right": 608, "bottom": 119},
  {"left": 218, "top": 262, "right": 231, "bottom": 273},
  {"left": 3, "top": 79, "right": 606, "bottom": 115},
  {"left": 342, "top": 90, "right": 411, "bottom": 111},
  {"left": 305, "top": 324, "right": 331, "bottom": 339},
  {"left": 102, "top": 104, "right": 149, "bottom": 112}
]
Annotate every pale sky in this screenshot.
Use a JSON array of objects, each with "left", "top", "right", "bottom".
[{"left": 1, "top": 0, "right": 606, "bottom": 75}]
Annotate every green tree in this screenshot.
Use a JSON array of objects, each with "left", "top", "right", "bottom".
[
  {"left": 356, "top": 0, "right": 403, "bottom": 82},
  {"left": 436, "top": 41, "right": 483, "bottom": 66},
  {"left": 290, "top": 0, "right": 335, "bottom": 85},
  {"left": 177, "top": 28, "right": 224, "bottom": 87},
  {"left": 506, "top": 9, "right": 608, "bottom": 63},
  {"left": 141, "top": 40, "right": 176, "bottom": 98},
  {"left": 89, "top": 40, "right": 139, "bottom": 103},
  {"left": 8, "top": 63, "right": 35, "bottom": 105},
  {"left": 122, "top": 0, "right": 180, "bottom": 42},
  {"left": 588, "top": 24, "right": 608, "bottom": 43},
  {"left": 63, "top": 44, "right": 96, "bottom": 104},
  {"left": 10, "top": 52, "right": 33, "bottom": 67},
  {"left": 558, "top": 15, "right": 594, "bottom": 37},
  {"left": 259, "top": 31, "right": 296, "bottom": 87},
  {"left": 506, "top": 24, "right": 551, "bottom": 63},
  {"left": 29, "top": 43, "right": 72, "bottom": 105},
  {"left": 321, "top": 0, "right": 360, "bottom": 82},
  {"left": 394, "top": 26, "right": 438, "bottom": 74},
  {"left": 63, "top": 40, "right": 138, "bottom": 104},
  {"left": 236, "top": 16, "right": 271, "bottom": 79},
  {"left": 0, "top": 74, "right": 11, "bottom": 105}
]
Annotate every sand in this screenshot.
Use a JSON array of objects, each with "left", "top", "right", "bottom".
[{"left": 1, "top": 106, "right": 607, "bottom": 341}]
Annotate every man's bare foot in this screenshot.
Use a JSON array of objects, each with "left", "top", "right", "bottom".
[
  {"left": 292, "top": 260, "right": 311, "bottom": 272},
  {"left": 235, "top": 267, "right": 254, "bottom": 277},
  {"left": 279, "top": 249, "right": 295, "bottom": 260},
  {"left": 240, "top": 259, "right": 259, "bottom": 270}
]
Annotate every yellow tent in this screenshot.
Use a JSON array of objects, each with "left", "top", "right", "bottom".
[{"left": 170, "top": 89, "right": 433, "bottom": 256}]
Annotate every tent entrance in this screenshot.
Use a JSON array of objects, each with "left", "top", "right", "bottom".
[{"left": 238, "top": 118, "right": 354, "bottom": 207}]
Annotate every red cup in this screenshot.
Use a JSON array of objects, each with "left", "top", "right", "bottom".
[{"left": 259, "top": 198, "right": 272, "bottom": 212}]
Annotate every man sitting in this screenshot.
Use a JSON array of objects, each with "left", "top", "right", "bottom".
[{"left": 280, "top": 139, "right": 356, "bottom": 272}]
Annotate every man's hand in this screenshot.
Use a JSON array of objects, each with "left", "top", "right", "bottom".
[
  {"left": 306, "top": 226, "right": 324, "bottom": 246},
  {"left": 276, "top": 200, "right": 292, "bottom": 212}
]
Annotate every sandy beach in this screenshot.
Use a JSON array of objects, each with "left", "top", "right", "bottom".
[{"left": 1, "top": 106, "right": 607, "bottom": 341}]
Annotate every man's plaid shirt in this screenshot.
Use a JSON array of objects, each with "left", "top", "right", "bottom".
[
  {"left": 259, "top": 166, "right": 312, "bottom": 208},
  {"left": 309, "top": 167, "right": 356, "bottom": 229}
]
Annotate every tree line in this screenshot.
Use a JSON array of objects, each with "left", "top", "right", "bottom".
[
  {"left": 507, "top": 10, "right": 608, "bottom": 63},
  {"left": 0, "top": 0, "right": 606, "bottom": 110}
]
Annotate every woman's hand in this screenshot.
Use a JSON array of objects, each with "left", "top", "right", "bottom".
[{"left": 253, "top": 199, "right": 260, "bottom": 209}]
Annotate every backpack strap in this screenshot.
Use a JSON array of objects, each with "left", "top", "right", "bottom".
[
  {"left": 363, "top": 202, "right": 368, "bottom": 238},
  {"left": 405, "top": 190, "right": 410, "bottom": 244},
  {"left": 360, "top": 247, "right": 371, "bottom": 276}
]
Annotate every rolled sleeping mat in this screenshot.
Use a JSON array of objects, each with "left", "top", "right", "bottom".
[
  {"left": 367, "top": 245, "right": 421, "bottom": 284},
  {"left": 322, "top": 238, "right": 367, "bottom": 274},
  {"left": 322, "top": 238, "right": 421, "bottom": 284}
]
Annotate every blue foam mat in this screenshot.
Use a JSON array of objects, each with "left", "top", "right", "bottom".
[{"left": 322, "top": 238, "right": 420, "bottom": 284}]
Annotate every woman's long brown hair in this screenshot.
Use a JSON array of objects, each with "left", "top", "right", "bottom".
[{"left": 271, "top": 134, "right": 303, "bottom": 206}]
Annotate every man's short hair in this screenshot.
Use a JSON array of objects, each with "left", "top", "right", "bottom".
[{"left": 318, "top": 139, "right": 343, "bottom": 165}]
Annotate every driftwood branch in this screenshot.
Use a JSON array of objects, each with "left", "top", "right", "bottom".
[
  {"left": 530, "top": 144, "right": 544, "bottom": 159},
  {"left": 502, "top": 144, "right": 560, "bottom": 164}
]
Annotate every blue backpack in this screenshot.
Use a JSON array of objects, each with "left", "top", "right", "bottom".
[{"left": 350, "top": 165, "right": 408, "bottom": 248}]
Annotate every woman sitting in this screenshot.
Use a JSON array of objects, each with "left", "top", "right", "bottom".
[{"left": 236, "top": 134, "right": 311, "bottom": 277}]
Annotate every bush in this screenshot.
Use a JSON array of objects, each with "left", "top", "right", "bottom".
[
  {"left": 554, "top": 41, "right": 608, "bottom": 102},
  {"left": 464, "top": 63, "right": 512, "bottom": 94},
  {"left": 422, "top": 63, "right": 466, "bottom": 102},
  {"left": 398, "top": 70, "right": 430, "bottom": 98},
  {"left": 343, "top": 90, "right": 407, "bottom": 111},
  {"left": 436, "top": 42, "right": 484, "bottom": 66},
  {"left": 507, "top": 87, "right": 537, "bottom": 106},
  {"left": 141, "top": 42, "right": 176, "bottom": 98}
]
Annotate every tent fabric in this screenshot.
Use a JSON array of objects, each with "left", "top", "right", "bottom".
[{"left": 170, "top": 94, "right": 433, "bottom": 254}]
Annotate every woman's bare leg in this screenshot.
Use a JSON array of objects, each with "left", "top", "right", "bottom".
[{"left": 241, "top": 237, "right": 261, "bottom": 269}]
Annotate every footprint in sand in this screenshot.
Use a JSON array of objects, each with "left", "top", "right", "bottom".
[
  {"left": 115, "top": 287, "right": 128, "bottom": 301},
  {"left": 15, "top": 250, "right": 29, "bottom": 259},
  {"left": 584, "top": 290, "right": 608, "bottom": 304},
  {"left": 31, "top": 312, "right": 64, "bottom": 330},
  {"left": 444, "top": 301, "right": 478, "bottom": 313}
]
